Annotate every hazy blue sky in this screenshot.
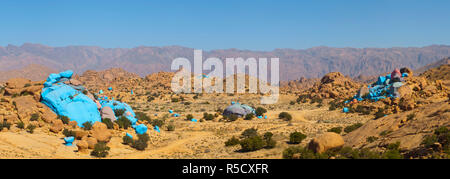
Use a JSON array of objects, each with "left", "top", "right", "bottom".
[{"left": 1, "top": 0, "right": 449, "bottom": 50}]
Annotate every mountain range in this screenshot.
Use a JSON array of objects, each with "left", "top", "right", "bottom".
[{"left": 1, "top": 43, "right": 450, "bottom": 81}]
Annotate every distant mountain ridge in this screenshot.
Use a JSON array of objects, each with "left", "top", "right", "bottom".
[{"left": 0, "top": 43, "right": 449, "bottom": 80}]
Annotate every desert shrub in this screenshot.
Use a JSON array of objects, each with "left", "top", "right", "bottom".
[
  {"left": 366, "top": 136, "right": 379, "bottom": 143},
  {"left": 58, "top": 115, "right": 70, "bottom": 124},
  {"left": 186, "top": 114, "right": 194, "bottom": 121},
  {"left": 241, "top": 128, "right": 258, "bottom": 139},
  {"left": 225, "top": 136, "right": 240, "bottom": 146},
  {"left": 151, "top": 119, "right": 165, "bottom": 127},
  {"left": 203, "top": 113, "right": 215, "bottom": 121},
  {"left": 184, "top": 101, "right": 191, "bottom": 105},
  {"left": 380, "top": 130, "right": 392, "bottom": 136},
  {"left": 240, "top": 136, "right": 265, "bottom": 152},
  {"left": 255, "top": 107, "right": 267, "bottom": 116},
  {"left": 167, "top": 123, "right": 175, "bottom": 131},
  {"left": 224, "top": 114, "right": 238, "bottom": 122},
  {"left": 102, "top": 118, "right": 114, "bottom": 129},
  {"left": 114, "top": 109, "right": 126, "bottom": 117},
  {"left": 422, "top": 126, "right": 449, "bottom": 153},
  {"left": 289, "top": 131, "right": 307, "bottom": 144},
  {"left": 406, "top": 113, "right": 416, "bottom": 121},
  {"left": 374, "top": 108, "right": 386, "bottom": 119},
  {"left": 62, "top": 129, "right": 76, "bottom": 137},
  {"left": 91, "top": 142, "right": 110, "bottom": 158},
  {"left": 344, "top": 123, "right": 363, "bottom": 133},
  {"left": 382, "top": 142, "right": 403, "bottom": 159},
  {"left": 116, "top": 116, "right": 131, "bottom": 129},
  {"left": 17, "top": 121, "right": 25, "bottom": 129},
  {"left": 131, "top": 134, "right": 150, "bottom": 150},
  {"left": 82, "top": 121, "right": 93, "bottom": 130},
  {"left": 278, "top": 112, "right": 292, "bottom": 121},
  {"left": 290, "top": 101, "right": 296, "bottom": 105},
  {"left": 263, "top": 132, "right": 276, "bottom": 149},
  {"left": 122, "top": 135, "right": 133, "bottom": 145},
  {"left": 283, "top": 146, "right": 382, "bottom": 159},
  {"left": 171, "top": 98, "right": 179, "bottom": 102},
  {"left": 244, "top": 113, "right": 255, "bottom": 120},
  {"left": 26, "top": 124, "right": 36, "bottom": 133},
  {"left": 135, "top": 112, "right": 151, "bottom": 123},
  {"left": 327, "top": 127, "right": 343, "bottom": 134},
  {"left": 30, "top": 113, "right": 39, "bottom": 121},
  {"left": 0, "top": 121, "right": 11, "bottom": 131},
  {"left": 355, "top": 105, "right": 371, "bottom": 115}
]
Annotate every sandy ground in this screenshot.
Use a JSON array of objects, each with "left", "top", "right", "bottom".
[{"left": 0, "top": 99, "right": 372, "bottom": 159}]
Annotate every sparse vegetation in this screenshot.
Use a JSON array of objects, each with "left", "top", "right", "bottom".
[
  {"left": 63, "top": 129, "right": 76, "bottom": 137},
  {"left": 17, "top": 121, "right": 25, "bottom": 129},
  {"left": 225, "top": 136, "right": 240, "bottom": 146},
  {"left": 30, "top": 113, "right": 39, "bottom": 121},
  {"left": 114, "top": 109, "right": 126, "bottom": 117},
  {"left": 58, "top": 115, "right": 70, "bottom": 124},
  {"left": 344, "top": 123, "right": 363, "bottom": 133},
  {"left": 244, "top": 113, "right": 255, "bottom": 120},
  {"left": 91, "top": 142, "right": 110, "bottom": 158},
  {"left": 102, "top": 118, "right": 114, "bottom": 129},
  {"left": 116, "top": 116, "right": 131, "bottom": 129},
  {"left": 327, "top": 127, "right": 343, "bottom": 134},
  {"left": 278, "top": 112, "right": 292, "bottom": 121},
  {"left": 255, "top": 107, "right": 267, "bottom": 116},
  {"left": 82, "top": 121, "right": 93, "bottom": 130},
  {"left": 289, "top": 131, "right": 307, "bottom": 144},
  {"left": 131, "top": 133, "right": 150, "bottom": 150},
  {"left": 135, "top": 112, "right": 151, "bottom": 123},
  {"left": 203, "top": 112, "right": 215, "bottom": 121},
  {"left": 26, "top": 124, "right": 36, "bottom": 133}
]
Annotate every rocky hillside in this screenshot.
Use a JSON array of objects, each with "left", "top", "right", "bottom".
[{"left": 1, "top": 43, "right": 450, "bottom": 80}]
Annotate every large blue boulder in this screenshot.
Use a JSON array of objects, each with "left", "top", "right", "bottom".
[
  {"left": 59, "top": 70, "right": 74, "bottom": 78},
  {"left": 135, "top": 124, "right": 148, "bottom": 135},
  {"left": 41, "top": 84, "right": 101, "bottom": 127}
]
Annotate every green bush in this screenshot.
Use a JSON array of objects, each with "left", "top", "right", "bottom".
[
  {"left": 0, "top": 121, "right": 11, "bottom": 131},
  {"left": 263, "top": 132, "right": 276, "bottom": 149},
  {"left": 114, "top": 109, "right": 126, "bottom": 117},
  {"left": 82, "top": 121, "right": 93, "bottom": 130},
  {"left": 91, "top": 142, "right": 110, "bottom": 158},
  {"left": 58, "top": 115, "right": 70, "bottom": 124},
  {"left": 30, "top": 113, "right": 39, "bottom": 121},
  {"left": 227, "top": 114, "right": 238, "bottom": 122},
  {"left": 26, "top": 124, "right": 36, "bottom": 133},
  {"left": 131, "top": 134, "right": 150, "bottom": 150},
  {"left": 344, "top": 123, "right": 363, "bottom": 133},
  {"left": 327, "top": 127, "right": 343, "bottom": 134},
  {"left": 225, "top": 136, "right": 240, "bottom": 146},
  {"left": 203, "top": 113, "right": 215, "bottom": 121},
  {"left": 241, "top": 128, "right": 258, "bottom": 139},
  {"left": 171, "top": 98, "right": 179, "bottom": 102},
  {"left": 278, "top": 112, "right": 292, "bottom": 121},
  {"left": 151, "top": 119, "right": 165, "bottom": 127},
  {"left": 244, "top": 113, "right": 255, "bottom": 120},
  {"left": 122, "top": 135, "right": 133, "bottom": 145},
  {"left": 240, "top": 136, "right": 265, "bottom": 152},
  {"left": 289, "top": 131, "right": 306, "bottom": 144},
  {"left": 17, "top": 121, "right": 25, "bottom": 129},
  {"left": 186, "top": 114, "right": 194, "bottom": 121},
  {"left": 167, "top": 123, "right": 175, "bottom": 131},
  {"left": 135, "top": 112, "right": 151, "bottom": 123},
  {"left": 366, "top": 136, "right": 379, "bottom": 143},
  {"left": 255, "top": 107, "right": 267, "bottom": 116},
  {"left": 116, "top": 116, "right": 131, "bottom": 129},
  {"left": 374, "top": 108, "right": 386, "bottom": 119},
  {"left": 102, "top": 118, "right": 114, "bottom": 129},
  {"left": 63, "top": 129, "right": 76, "bottom": 137}
]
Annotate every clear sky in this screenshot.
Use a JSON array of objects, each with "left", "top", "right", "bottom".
[{"left": 1, "top": 0, "right": 449, "bottom": 50}]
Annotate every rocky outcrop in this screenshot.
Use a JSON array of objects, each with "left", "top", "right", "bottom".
[
  {"left": 308, "top": 132, "right": 344, "bottom": 153},
  {"left": 90, "top": 122, "right": 112, "bottom": 143},
  {"left": 344, "top": 101, "right": 450, "bottom": 151},
  {"left": 304, "top": 72, "right": 361, "bottom": 99}
]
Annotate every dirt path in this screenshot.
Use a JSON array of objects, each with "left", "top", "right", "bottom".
[{"left": 111, "top": 131, "right": 212, "bottom": 159}]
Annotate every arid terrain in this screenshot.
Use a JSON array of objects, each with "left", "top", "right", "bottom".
[{"left": 0, "top": 58, "right": 449, "bottom": 159}]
